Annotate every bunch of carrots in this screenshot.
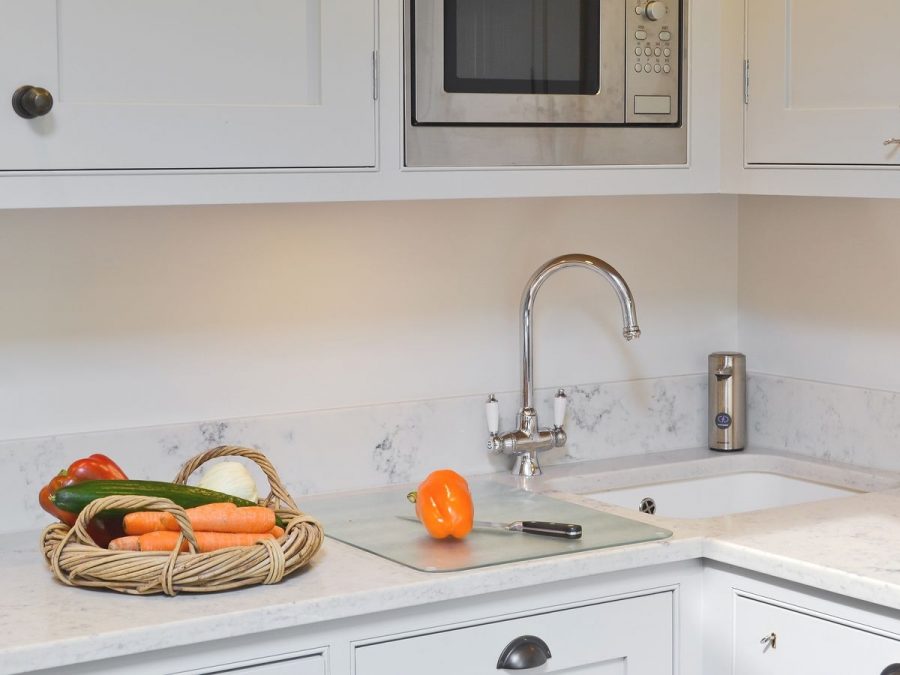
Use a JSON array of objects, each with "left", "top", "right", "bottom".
[{"left": 108, "top": 502, "right": 284, "bottom": 553}]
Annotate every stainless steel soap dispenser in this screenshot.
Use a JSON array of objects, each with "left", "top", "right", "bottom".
[{"left": 708, "top": 352, "right": 746, "bottom": 451}]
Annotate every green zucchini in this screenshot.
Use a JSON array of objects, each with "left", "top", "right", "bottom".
[{"left": 51, "top": 480, "right": 284, "bottom": 527}]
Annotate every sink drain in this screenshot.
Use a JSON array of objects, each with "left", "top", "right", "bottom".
[{"left": 639, "top": 497, "right": 656, "bottom": 514}]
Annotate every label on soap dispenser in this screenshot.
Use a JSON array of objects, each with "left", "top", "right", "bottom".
[{"left": 715, "top": 413, "right": 732, "bottom": 430}]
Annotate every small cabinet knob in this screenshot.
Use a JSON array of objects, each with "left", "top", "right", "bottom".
[
  {"left": 496, "top": 635, "right": 551, "bottom": 670},
  {"left": 644, "top": 1, "right": 668, "bottom": 21},
  {"left": 12, "top": 85, "right": 54, "bottom": 119}
]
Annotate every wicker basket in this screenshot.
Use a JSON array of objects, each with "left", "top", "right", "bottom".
[{"left": 41, "top": 446, "right": 324, "bottom": 595}]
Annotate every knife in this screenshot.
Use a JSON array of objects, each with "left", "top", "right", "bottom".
[{"left": 397, "top": 515, "right": 582, "bottom": 539}]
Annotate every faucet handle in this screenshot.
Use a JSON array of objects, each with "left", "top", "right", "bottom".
[
  {"left": 553, "top": 389, "right": 567, "bottom": 429},
  {"left": 486, "top": 394, "right": 500, "bottom": 435}
]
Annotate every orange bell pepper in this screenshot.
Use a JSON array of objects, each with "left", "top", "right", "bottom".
[{"left": 407, "top": 469, "right": 474, "bottom": 539}]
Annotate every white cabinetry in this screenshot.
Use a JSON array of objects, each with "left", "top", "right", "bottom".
[
  {"left": 201, "top": 654, "right": 325, "bottom": 675},
  {"left": 29, "top": 565, "right": 699, "bottom": 675},
  {"left": 356, "top": 591, "right": 673, "bottom": 675},
  {"left": 704, "top": 564, "right": 900, "bottom": 675},
  {"left": 734, "top": 594, "right": 900, "bottom": 675},
  {"left": 0, "top": 0, "right": 376, "bottom": 170},
  {"left": 744, "top": 0, "right": 900, "bottom": 166}
]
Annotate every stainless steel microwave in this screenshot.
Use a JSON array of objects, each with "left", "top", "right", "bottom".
[{"left": 404, "top": 0, "right": 687, "bottom": 167}]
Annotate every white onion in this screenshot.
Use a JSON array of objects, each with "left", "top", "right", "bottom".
[{"left": 198, "top": 461, "right": 258, "bottom": 502}]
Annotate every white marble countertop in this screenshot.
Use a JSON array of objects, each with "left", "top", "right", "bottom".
[{"left": 3, "top": 447, "right": 900, "bottom": 674}]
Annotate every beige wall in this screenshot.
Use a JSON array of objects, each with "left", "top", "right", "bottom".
[
  {"left": 738, "top": 196, "right": 900, "bottom": 391},
  {"left": 0, "top": 195, "right": 738, "bottom": 441}
]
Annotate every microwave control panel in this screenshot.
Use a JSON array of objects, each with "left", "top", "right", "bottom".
[{"left": 626, "top": 0, "right": 681, "bottom": 124}]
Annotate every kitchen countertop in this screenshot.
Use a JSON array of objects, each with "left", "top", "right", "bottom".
[{"left": 3, "top": 447, "right": 900, "bottom": 674}]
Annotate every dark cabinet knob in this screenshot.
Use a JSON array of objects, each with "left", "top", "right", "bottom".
[
  {"left": 881, "top": 665, "right": 900, "bottom": 675},
  {"left": 12, "top": 85, "right": 54, "bottom": 119},
  {"left": 496, "top": 635, "right": 551, "bottom": 670}
]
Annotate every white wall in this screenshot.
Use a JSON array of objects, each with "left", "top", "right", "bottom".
[
  {"left": 738, "top": 196, "right": 900, "bottom": 392},
  {"left": 0, "top": 195, "right": 738, "bottom": 441}
]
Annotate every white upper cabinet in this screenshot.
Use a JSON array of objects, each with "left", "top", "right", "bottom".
[
  {"left": 745, "top": 0, "right": 900, "bottom": 165},
  {"left": 0, "top": 0, "right": 376, "bottom": 170}
]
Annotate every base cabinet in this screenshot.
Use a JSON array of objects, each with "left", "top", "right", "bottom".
[
  {"left": 704, "top": 564, "right": 900, "bottom": 675},
  {"left": 199, "top": 654, "right": 325, "bottom": 675},
  {"left": 355, "top": 591, "right": 674, "bottom": 675},
  {"left": 734, "top": 594, "right": 900, "bottom": 675}
]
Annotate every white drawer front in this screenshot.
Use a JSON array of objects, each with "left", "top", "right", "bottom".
[
  {"left": 355, "top": 591, "right": 673, "bottom": 675},
  {"left": 735, "top": 595, "right": 900, "bottom": 675}
]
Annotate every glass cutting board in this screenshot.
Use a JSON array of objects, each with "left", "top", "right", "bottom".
[{"left": 303, "top": 479, "right": 672, "bottom": 572}]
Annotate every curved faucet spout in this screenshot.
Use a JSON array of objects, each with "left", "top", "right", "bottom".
[{"left": 520, "top": 254, "right": 641, "bottom": 411}]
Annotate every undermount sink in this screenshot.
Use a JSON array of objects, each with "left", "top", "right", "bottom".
[
  {"left": 583, "top": 472, "right": 859, "bottom": 519},
  {"left": 539, "top": 450, "right": 900, "bottom": 521}
]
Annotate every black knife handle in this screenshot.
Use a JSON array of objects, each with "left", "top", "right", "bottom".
[{"left": 520, "top": 521, "right": 582, "bottom": 539}]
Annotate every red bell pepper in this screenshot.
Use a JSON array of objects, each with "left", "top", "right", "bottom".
[{"left": 38, "top": 453, "right": 128, "bottom": 546}]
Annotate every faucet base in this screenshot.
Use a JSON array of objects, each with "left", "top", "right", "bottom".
[{"left": 512, "top": 452, "right": 542, "bottom": 477}]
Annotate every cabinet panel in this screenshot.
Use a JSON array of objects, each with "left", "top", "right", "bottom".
[
  {"left": 734, "top": 595, "right": 900, "bottom": 675},
  {"left": 203, "top": 653, "right": 324, "bottom": 675},
  {"left": 355, "top": 591, "right": 673, "bottom": 675},
  {"left": 745, "top": 0, "right": 900, "bottom": 165},
  {"left": 0, "top": 0, "right": 375, "bottom": 170}
]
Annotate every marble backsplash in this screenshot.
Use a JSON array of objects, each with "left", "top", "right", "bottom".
[
  {"left": 748, "top": 373, "right": 900, "bottom": 472},
  {"left": 2, "top": 374, "right": 706, "bottom": 534}
]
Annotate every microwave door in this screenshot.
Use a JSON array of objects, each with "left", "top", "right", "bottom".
[{"left": 412, "top": 0, "right": 625, "bottom": 125}]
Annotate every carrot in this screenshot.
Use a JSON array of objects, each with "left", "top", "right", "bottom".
[
  {"left": 124, "top": 502, "right": 275, "bottom": 535},
  {"left": 123, "top": 511, "right": 170, "bottom": 535},
  {"left": 107, "top": 535, "right": 140, "bottom": 551},
  {"left": 137, "top": 530, "right": 276, "bottom": 553},
  {"left": 270, "top": 525, "right": 284, "bottom": 538}
]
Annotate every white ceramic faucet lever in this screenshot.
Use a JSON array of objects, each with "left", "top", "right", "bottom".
[
  {"left": 486, "top": 394, "right": 500, "bottom": 435},
  {"left": 553, "top": 389, "right": 567, "bottom": 429}
]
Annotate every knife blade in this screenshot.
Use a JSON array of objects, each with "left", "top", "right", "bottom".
[{"left": 396, "top": 515, "right": 582, "bottom": 539}]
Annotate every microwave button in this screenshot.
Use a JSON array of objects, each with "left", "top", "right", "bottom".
[
  {"left": 663, "top": 64, "right": 672, "bottom": 73},
  {"left": 644, "top": 64, "right": 652, "bottom": 73},
  {"left": 635, "top": 30, "right": 648, "bottom": 40},
  {"left": 634, "top": 63, "right": 643, "bottom": 73},
  {"left": 635, "top": 47, "right": 643, "bottom": 56},
  {"left": 634, "top": 95, "right": 672, "bottom": 115},
  {"left": 635, "top": 5, "right": 644, "bottom": 14},
  {"left": 654, "top": 64, "right": 662, "bottom": 73},
  {"left": 664, "top": 48, "right": 672, "bottom": 57},
  {"left": 655, "top": 47, "right": 662, "bottom": 56},
  {"left": 644, "top": 47, "right": 652, "bottom": 56},
  {"left": 659, "top": 30, "right": 672, "bottom": 41}
]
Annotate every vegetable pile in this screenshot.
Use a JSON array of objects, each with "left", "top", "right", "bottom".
[{"left": 38, "top": 453, "right": 281, "bottom": 552}]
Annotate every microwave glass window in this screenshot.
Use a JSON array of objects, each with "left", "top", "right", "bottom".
[{"left": 444, "top": 0, "right": 600, "bottom": 94}]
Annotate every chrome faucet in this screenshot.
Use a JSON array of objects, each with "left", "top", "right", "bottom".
[{"left": 486, "top": 254, "right": 641, "bottom": 476}]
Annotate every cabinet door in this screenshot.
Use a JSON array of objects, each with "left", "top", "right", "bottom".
[
  {"left": 356, "top": 591, "right": 673, "bottom": 675},
  {"left": 745, "top": 0, "right": 900, "bottom": 165},
  {"left": 735, "top": 595, "right": 900, "bottom": 675},
  {"left": 0, "top": 0, "right": 375, "bottom": 170},
  {"left": 202, "top": 654, "right": 324, "bottom": 675}
]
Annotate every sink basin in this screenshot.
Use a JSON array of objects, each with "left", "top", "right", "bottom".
[
  {"left": 539, "top": 450, "right": 900, "bottom": 521},
  {"left": 584, "top": 472, "right": 858, "bottom": 519}
]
